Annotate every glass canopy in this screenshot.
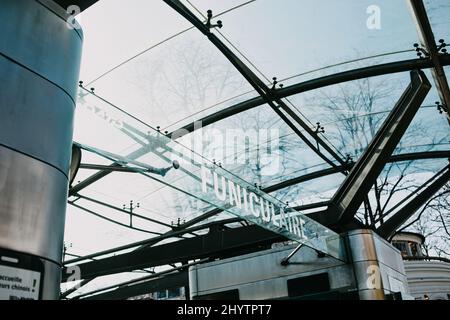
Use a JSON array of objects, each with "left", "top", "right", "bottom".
[{"left": 63, "top": 0, "right": 450, "bottom": 298}]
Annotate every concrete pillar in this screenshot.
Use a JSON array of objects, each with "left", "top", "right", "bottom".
[{"left": 0, "top": 0, "right": 82, "bottom": 299}]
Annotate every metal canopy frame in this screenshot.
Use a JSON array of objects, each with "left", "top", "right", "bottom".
[
  {"left": 53, "top": 0, "right": 98, "bottom": 12},
  {"left": 169, "top": 56, "right": 449, "bottom": 137},
  {"left": 160, "top": 0, "right": 346, "bottom": 168},
  {"left": 62, "top": 150, "right": 450, "bottom": 277},
  {"left": 59, "top": 0, "right": 450, "bottom": 299},
  {"left": 377, "top": 165, "right": 450, "bottom": 239},
  {"left": 80, "top": 271, "right": 188, "bottom": 300},
  {"left": 311, "top": 70, "right": 431, "bottom": 228},
  {"left": 408, "top": 0, "right": 450, "bottom": 122},
  {"left": 69, "top": 54, "right": 450, "bottom": 198},
  {"left": 63, "top": 224, "right": 284, "bottom": 281}
]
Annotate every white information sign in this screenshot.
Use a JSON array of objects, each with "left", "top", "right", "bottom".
[{"left": 0, "top": 265, "right": 41, "bottom": 300}]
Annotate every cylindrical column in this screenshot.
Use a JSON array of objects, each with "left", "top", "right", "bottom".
[
  {"left": 347, "top": 230, "right": 386, "bottom": 300},
  {"left": 0, "top": 0, "right": 82, "bottom": 299}
]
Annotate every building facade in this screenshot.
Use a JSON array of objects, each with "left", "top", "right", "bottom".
[{"left": 392, "top": 232, "right": 450, "bottom": 300}]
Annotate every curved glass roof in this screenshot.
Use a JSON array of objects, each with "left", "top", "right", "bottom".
[
  {"left": 183, "top": 0, "right": 420, "bottom": 80},
  {"left": 64, "top": 0, "right": 450, "bottom": 298}
]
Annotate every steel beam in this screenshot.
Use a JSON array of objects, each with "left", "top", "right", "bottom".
[
  {"left": 81, "top": 271, "right": 188, "bottom": 300},
  {"left": 62, "top": 224, "right": 284, "bottom": 281},
  {"left": 70, "top": 56, "right": 450, "bottom": 196},
  {"left": 163, "top": 0, "right": 345, "bottom": 167},
  {"left": 408, "top": 0, "right": 450, "bottom": 122},
  {"left": 69, "top": 145, "right": 151, "bottom": 196},
  {"left": 377, "top": 166, "right": 450, "bottom": 239},
  {"left": 388, "top": 150, "right": 450, "bottom": 163},
  {"left": 170, "top": 57, "right": 449, "bottom": 137},
  {"left": 79, "top": 163, "right": 143, "bottom": 172},
  {"left": 65, "top": 149, "right": 450, "bottom": 264},
  {"left": 63, "top": 217, "right": 242, "bottom": 265},
  {"left": 310, "top": 70, "right": 432, "bottom": 228}
]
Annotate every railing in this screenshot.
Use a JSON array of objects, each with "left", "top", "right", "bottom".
[{"left": 403, "top": 256, "right": 450, "bottom": 264}]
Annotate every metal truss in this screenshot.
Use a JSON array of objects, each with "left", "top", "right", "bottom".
[
  {"left": 310, "top": 70, "right": 431, "bottom": 228},
  {"left": 162, "top": 0, "right": 346, "bottom": 167},
  {"left": 67, "top": 150, "right": 450, "bottom": 263},
  {"left": 62, "top": 224, "right": 284, "bottom": 281},
  {"left": 78, "top": 271, "right": 188, "bottom": 300},
  {"left": 171, "top": 56, "right": 448, "bottom": 136},
  {"left": 69, "top": 53, "right": 450, "bottom": 197},
  {"left": 63, "top": 149, "right": 450, "bottom": 283}
]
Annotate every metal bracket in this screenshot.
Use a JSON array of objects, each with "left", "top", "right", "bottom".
[
  {"left": 205, "top": 10, "right": 222, "bottom": 31},
  {"left": 280, "top": 244, "right": 326, "bottom": 266},
  {"left": 280, "top": 244, "right": 303, "bottom": 266},
  {"left": 437, "top": 39, "right": 448, "bottom": 54},
  {"left": 414, "top": 43, "right": 429, "bottom": 58},
  {"left": 123, "top": 200, "right": 140, "bottom": 227},
  {"left": 315, "top": 122, "right": 325, "bottom": 134},
  {"left": 436, "top": 101, "right": 448, "bottom": 114},
  {"left": 309, "top": 70, "right": 431, "bottom": 228}
]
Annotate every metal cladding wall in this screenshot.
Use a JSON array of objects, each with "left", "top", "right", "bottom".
[
  {"left": 189, "top": 230, "right": 409, "bottom": 300},
  {"left": 0, "top": 0, "right": 82, "bottom": 299}
]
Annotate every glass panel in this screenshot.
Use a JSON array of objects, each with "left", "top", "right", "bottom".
[
  {"left": 272, "top": 173, "right": 345, "bottom": 207},
  {"left": 73, "top": 88, "right": 143, "bottom": 155},
  {"left": 181, "top": 0, "right": 252, "bottom": 16},
  {"left": 84, "top": 27, "right": 254, "bottom": 131},
  {"left": 424, "top": 0, "right": 450, "bottom": 42},
  {"left": 72, "top": 91, "right": 346, "bottom": 260},
  {"left": 191, "top": 0, "right": 420, "bottom": 82},
  {"left": 176, "top": 103, "right": 338, "bottom": 187},
  {"left": 398, "top": 68, "right": 449, "bottom": 154},
  {"left": 65, "top": 0, "right": 450, "bottom": 275},
  {"left": 284, "top": 71, "right": 450, "bottom": 160},
  {"left": 78, "top": 0, "right": 193, "bottom": 82}
]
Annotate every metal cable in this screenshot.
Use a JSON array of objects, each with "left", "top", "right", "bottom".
[
  {"left": 162, "top": 49, "right": 416, "bottom": 132},
  {"left": 86, "top": 0, "right": 258, "bottom": 86}
]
